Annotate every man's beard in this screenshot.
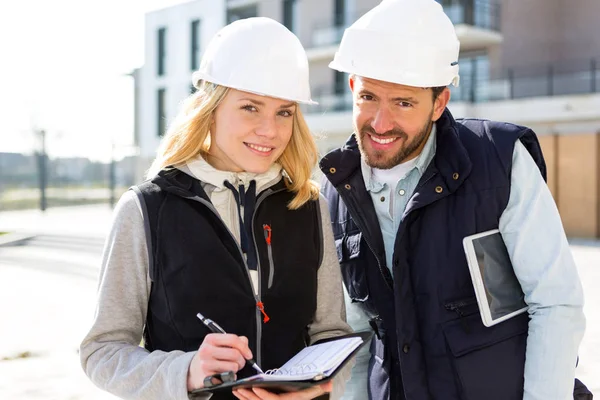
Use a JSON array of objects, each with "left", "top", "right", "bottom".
[{"left": 357, "top": 116, "right": 433, "bottom": 170}]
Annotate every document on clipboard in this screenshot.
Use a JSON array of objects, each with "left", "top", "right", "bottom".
[{"left": 189, "top": 332, "right": 371, "bottom": 396}]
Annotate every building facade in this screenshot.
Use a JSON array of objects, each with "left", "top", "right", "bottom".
[
  {"left": 134, "top": 0, "right": 226, "bottom": 178},
  {"left": 135, "top": 0, "right": 600, "bottom": 237}
]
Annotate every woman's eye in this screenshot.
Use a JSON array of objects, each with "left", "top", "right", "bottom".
[
  {"left": 242, "top": 105, "right": 257, "bottom": 112},
  {"left": 279, "top": 110, "right": 293, "bottom": 117}
]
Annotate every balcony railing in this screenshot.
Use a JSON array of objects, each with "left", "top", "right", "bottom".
[
  {"left": 306, "top": 58, "right": 599, "bottom": 113},
  {"left": 305, "top": 87, "right": 353, "bottom": 114},
  {"left": 309, "top": 9, "right": 371, "bottom": 48},
  {"left": 454, "top": 57, "right": 599, "bottom": 102},
  {"left": 438, "top": 0, "right": 501, "bottom": 31}
]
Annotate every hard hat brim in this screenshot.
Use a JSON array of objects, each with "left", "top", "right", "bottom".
[{"left": 192, "top": 71, "right": 319, "bottom": 106}]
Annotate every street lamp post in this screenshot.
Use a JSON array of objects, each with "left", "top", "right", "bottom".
[
  {"left": 109, "top": 143, "right": 116, "bottom": 208},
  {"left": 36, "top": 129, "right": 48, "bottom": 211}
]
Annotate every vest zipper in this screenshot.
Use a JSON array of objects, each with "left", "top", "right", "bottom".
[
  {"left": 356, "top": 223, "right": 393, "bottom": 291},
  {"left": 263, "top": 224, "right": 275, "bottom": 289},
  {"left": 339, "top": 188, "right": 393, "bottom": 291},
  {"left": 250, "top": 187, "right": 285, "bottom": 365},
  {"left": 174, "top": 191, "right": 282, "bottom": 366}
]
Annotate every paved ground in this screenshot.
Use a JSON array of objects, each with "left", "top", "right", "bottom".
[
  {"left": 0, "top": 205, "right": 117, "bottom": 400},
  {"left": 0, "top": 205, "right": 597, "bottom": 399}
]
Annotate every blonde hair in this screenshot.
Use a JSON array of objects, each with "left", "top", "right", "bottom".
[{"left": 147, "top": 81, "right": 320, "bottom": 210}]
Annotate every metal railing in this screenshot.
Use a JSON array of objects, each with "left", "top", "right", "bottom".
[
  {"left": 307, "top": 87, "right": 353, "bottom": 114},
  {"left": 309, "top": 8, "right": 371, "bottom": 48},
  {"left": 453, "top": 58, "right": 599, "bottom": 103},
  {"left": 438, "top": 0, "right": 501, "bottom": 31},
  {"left": 306, "top": 58, "right": 599, "bottom": 113}
]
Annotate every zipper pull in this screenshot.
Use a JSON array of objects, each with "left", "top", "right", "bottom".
[
  {"left": 256, "top": 301, "right": 270, "bottom": 323},
  {"left": 445, "top": 304, "right": 471, "bottom": 333},
  {"left": 263, "top": 224, "right": 272, "bottom": 244}
]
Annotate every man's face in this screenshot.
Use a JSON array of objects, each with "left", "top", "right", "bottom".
[{"left": 350, "top": 76, "right": 449, "bottom": 169}]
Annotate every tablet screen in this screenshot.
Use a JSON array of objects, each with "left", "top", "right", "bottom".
[{"left": 472, "top": 232, "right": 527, "bottom": 320}]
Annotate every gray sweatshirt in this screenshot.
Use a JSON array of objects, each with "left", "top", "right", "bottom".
[{"left": 80, "top": 158, "right": 353, "bottom": 400}]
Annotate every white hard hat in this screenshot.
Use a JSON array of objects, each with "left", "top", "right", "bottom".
[
  {"left": 192, "top": 17, "right": 316, "bottom": 105},
  {"left": 329, "top": 0, "right": 460, "bottom": 87}
]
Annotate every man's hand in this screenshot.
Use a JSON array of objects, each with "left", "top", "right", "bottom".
[
  {"left": 233, "top": 381, "right": 333, "bottom": 399},
  {"left": 187, "top": 334, "right": 253, "bottom": 391}
]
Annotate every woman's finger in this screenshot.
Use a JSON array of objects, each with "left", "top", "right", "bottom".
[{"left": 207, "top": 346, "right": 246, "bottom": 370}]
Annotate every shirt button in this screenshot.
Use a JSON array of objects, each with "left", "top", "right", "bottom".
[
  {"left": 380, "top": 196, "right": 385, "bottom": 202},
  {"left": 399, "top": 189, "right": 405, "bottom": 196},
  {"left": 403, "top": 344, "right": 410, "bottom": 354}
]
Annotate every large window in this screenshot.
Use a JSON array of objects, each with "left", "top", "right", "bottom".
[
  {"left": 157, "top": 27, "right": 167, "bottom": 76},
  {"left": 157, "top": 89, "right": 166, "bottom": 137},
  {"left": 334, "top": 0, "right": 346, "bottom": 26},
  {"left": 283, "top": 0, "right": 297, "bottom": 32},
  {"left": 190, "top": 20, "right": 201, "bottom": 71},
  {"left": 227, "top": 5, "right": 257, "bottom": 23}
]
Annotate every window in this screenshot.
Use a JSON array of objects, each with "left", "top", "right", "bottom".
[
  {"left": 227, "top": 5, "right": 257, "bottom": 23},
  {"left": 283, "top": 0, "right": 296, "bottom": 32},
  {"left": 191, "top": 19, "right": 201, "bottom": 71},
  {"left": 334, "top": 0, "right": 346, "bottom": 26},
  {"left": 157, "top": 89, "right": 166, "bottom": 137},
  {"left": 157, "top": 27, "right": 167, "bottom": 76},
  {"left": 334, "top": 71, "right": 346, "bottom": 94}
]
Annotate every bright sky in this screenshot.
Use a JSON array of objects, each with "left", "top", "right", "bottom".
[{"left": 0, "top": 0, "right": 190, "bottom": 162}]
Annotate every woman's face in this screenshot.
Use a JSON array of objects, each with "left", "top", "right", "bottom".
[{"left": 207, "top": 89, "right": 297, "bottom": 174}]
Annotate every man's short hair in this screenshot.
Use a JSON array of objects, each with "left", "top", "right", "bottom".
[{"left": 431, "top": 86, "right": 446, "bottom": 101}]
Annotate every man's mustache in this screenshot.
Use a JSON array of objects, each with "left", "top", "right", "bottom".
[{"left": 360, "top": 125, "right": 408, "bottom": 140}]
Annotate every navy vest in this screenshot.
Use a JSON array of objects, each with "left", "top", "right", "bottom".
[
  {"left": 135, "top": 169, "right": 322, "bottom": 400},
  {"left": 320, "top": 109, "right": 547, "bottom": 400}
]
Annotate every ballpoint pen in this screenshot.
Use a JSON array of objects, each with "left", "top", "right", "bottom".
[{"left": 196, "top": 312, "right": 265, "bottom": 374}]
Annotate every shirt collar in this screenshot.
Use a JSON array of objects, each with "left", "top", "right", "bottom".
[{"left": 183, "top": 154, "right": 283, "bottom": 193}]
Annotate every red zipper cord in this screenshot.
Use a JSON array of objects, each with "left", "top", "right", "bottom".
[
  {"left": 259, "top": 225, "right": 272, "bottom": 323},
  {"left": 256, "top": 301, "right": 270, "bottom": 323},
  {"left": 263, "top": 224, "right": 272, "bottom": 245}
]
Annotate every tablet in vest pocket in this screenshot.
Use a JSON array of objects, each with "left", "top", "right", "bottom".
[{"left": 462, "top": 229, "right": 529, "bottom": 327}]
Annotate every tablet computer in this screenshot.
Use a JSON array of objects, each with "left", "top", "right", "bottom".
[{"left": 462, "top": 229, "right": 529, "bottom": 327}]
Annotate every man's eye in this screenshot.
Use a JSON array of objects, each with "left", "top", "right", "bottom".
[
  {"left": 360, "top": 95, "right": 373, "bottom": 101},
  {"left": 399, "top": 102, "right": 412, "bottom": 108}
]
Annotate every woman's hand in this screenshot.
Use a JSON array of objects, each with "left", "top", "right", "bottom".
[
  {"left": 187, "top": 334, "right": 253, "bottom": 391},
  {"left": 233, "top": 381, "right": 333, "bottom": 399}
]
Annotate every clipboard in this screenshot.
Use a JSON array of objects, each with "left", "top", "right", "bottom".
[{"left": 189, "top": 331, "right": 372, "bottom": 396}]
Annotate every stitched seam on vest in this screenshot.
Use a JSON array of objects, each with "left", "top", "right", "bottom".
[
  {"left": 483, "top": 122, "right": 511, "bottom": 183},
  {"left": 130, "top": 186, "right": 154, "bottom": 281},
  {"left": 155, "top": 193, "right": 186, "bottom": 345},
  {"left": 315, "top": 198, "right": 323, "bottom": 269}
]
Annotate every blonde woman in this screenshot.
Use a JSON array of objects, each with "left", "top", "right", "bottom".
[{"left": 79, "top": 17, "right": 352, "bottom": 400}]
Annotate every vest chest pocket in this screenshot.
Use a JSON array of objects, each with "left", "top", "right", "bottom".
[
  {"left": 335, "top": 232, "right": 370, "bottom": 304},
  {"left": 442, "top": 312, "right": 529, "bottom": 400}
]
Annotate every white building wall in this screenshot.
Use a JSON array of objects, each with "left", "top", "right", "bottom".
[{"left": 136, "top": 0, "right": 226, "bottom": 178}]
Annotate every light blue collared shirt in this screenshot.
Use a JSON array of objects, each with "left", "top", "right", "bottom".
[{"left": 341, "top": 127, "right": 585, "bottom": 400}]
